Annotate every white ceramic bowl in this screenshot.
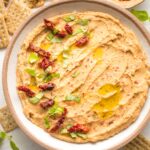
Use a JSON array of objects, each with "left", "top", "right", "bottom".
[{"left": 3, "top": 0, "right": 150, "bottom": 150}]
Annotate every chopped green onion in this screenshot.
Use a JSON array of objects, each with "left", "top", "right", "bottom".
[
  {"left": 36, "top": 73, "right": 45, "bottom": 79},
  {"left": 51, "top": 37, "right": 62, "bottom": 43},
  {"left": 131, "top": 9, "right": 149, "bottom": 22},
  {"left": 60, "top": 125, "right": 87, "bottom": 139},
  {"left": 48, "top": 105, "right": 64, "bottom": 117},
  {"left": 47, "top": 32, "right": 54, "bottom": 41},
  {"left": 44, "top": 116, "right": 51, "bottom": 129},
  {"left": 45, "top": 66, "right": 52, "bottom": 73},
  {"left": 29, "top": 98, "right": 39, "bottom": 104},
  {"left": 29, "top": 92, "right": 44, "bottom": 104},
  {"left": 35, "top": 92, "right": 44, "bottom": 99},
  {"left": 70, "top": 132, "right": 78, "bottom": 138},
  {"left": 60, "top": 124, "right": 72, "bottom": 134},
  {"left": 77, "top": 19, "right": 89, "bottom": 26},
  {"left": 36, "top": 74, "right": 44, "bottom": 79},
  {"left": 28, "top": 52, "right": 39, "bottom": 64},
  {"left": 60, "top": 128, "right": 68, "bottom": 134},
  {"left": 81, "top": 26, "right": 88, "bottom": 33},
  {"left": 73, "top": 27, "right": 88, "bottom": 36},
  {"left": 43, "top": 74, "right": 53, "bottom": 82},
  {"left": 73, "top": 28, "right": 84, "bottom": 35},
  {"left": 66, "top": 124, "right": 72, "bottom": 129},
  {"left": 77, "top": 133, "right": 87, "bottom": 139},
  {"left": 25, "top": 68, "right": 36, "bottom": 77},
  {"left": 43, "top": 72, "right": 60, "bottom": 82},
  {"left": 62, "top": 52, "right": 69, "bottom": 59},
  {"left": 52, "top": 28, "right": 59, "bottom": 35},
  {"left": 51, "top": 72, "right": 60, "bottom": 78},
  {"left": 54, "top": 107, "right": 64, "bottom": 114},
  {"left": 71, "top": 72, "right": 80, "bottom": 78},
  {"left": 63, "top": 15, "right": 76, "bottom": 22},
  {"left": 65, "top": 94, "right": 80, "bottom": 103},
  {"left": 69, "top": 131, "right": 87, "bottom": 139}
]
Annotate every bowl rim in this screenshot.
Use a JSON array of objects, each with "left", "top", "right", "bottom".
[
  {"left": 111, "top": 0, "right": 144, "bottom": 8},
  {"left": 2, "top": 0, "right": 150, "bottom": 150}
]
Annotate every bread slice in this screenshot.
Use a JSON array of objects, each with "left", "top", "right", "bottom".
[
  {"left": 0, "top": 13, "right": 9, "bottom": 48},
  {"left": 5, "top": 0, "right": 31, "bottom": 35},
  {"left": 0, "top": 106, "right": 17, "bottom": 132},
  {"left": 0, "top": 0, "right": 5, "bottom": 14},
  {"left": 23, "top": 0, "right": 45, "bottom": 8}
]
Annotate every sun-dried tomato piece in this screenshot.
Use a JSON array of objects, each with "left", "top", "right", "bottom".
[
  {"left": 44, "top": 19, "right": 55, "bottom": 31},
  {"left": 50, "top": 108, "right": 67, "bottom": 132},
  {"left": 38, "top": 57, "right": 54, "bottom": 70},
  {"left": 68, "top": 124, "right": 89, "bottom": 133},
  {"left": 18, "top": 86, "right": 35, "bottom": 97},
  {"left": 75, "top": 36, "right": 89, "bottom": 47},
  {"left": 55, "top": 31, "right": 67, "bottom": 38},
  {"left": 40, "top": 99, "right": 55, "bottom": 109},
  {"left": 50, "top": 116, "right": 65, "bottom": 132},
  {"left": 39, "top": 83, "right": 55, "bottom": 91},
  {"left": 28, "top": 44, "right": 50, "bottom": 58},
  {"left": 64, "top": 24, "right": 73, "bottom": 34}
]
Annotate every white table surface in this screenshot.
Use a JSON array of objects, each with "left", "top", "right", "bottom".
[{"left": 0, "top": 0, "right": 150, "bottom": 150}]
